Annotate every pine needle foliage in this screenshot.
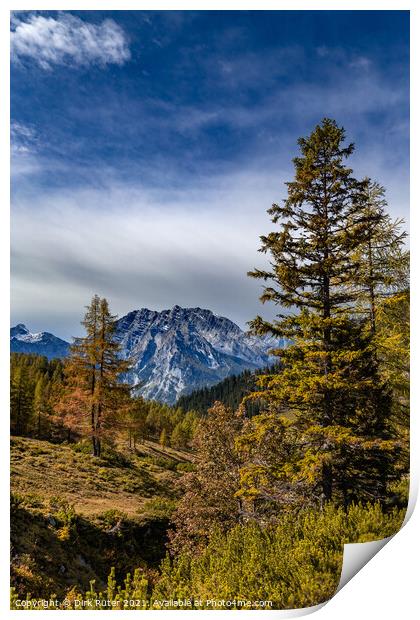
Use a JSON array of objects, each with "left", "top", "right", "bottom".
[
  {"left": 245, "top": 119, "right": 403, "bottom": 508},
  {"left": 60, "top": 295, "right": 131, "bottom": 456}
]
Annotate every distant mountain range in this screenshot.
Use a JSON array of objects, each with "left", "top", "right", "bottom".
[
  {"left": 10, "top": 324, "right": 70, "bottom": 360},
  {"left": 11, "top": 306, "right": 285, "bottom": 404}
]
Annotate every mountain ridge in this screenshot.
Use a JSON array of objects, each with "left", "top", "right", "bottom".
[
  {"left": 11, "top": 305, "right": 284, "bottom": 404},
  {"left": 114, "top": 305, "right": 281, "bottom": 403},
  {"left": 10, "top": 324, "right": 70, "bottom": 360}
]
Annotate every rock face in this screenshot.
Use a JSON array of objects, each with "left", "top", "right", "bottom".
[
  {"left": 114, "top": 305, "right": 282, "bottom": 404},
  {"left": 10, "top": 307, "right": 284, "bottom": 404},
  {"left": 10, "top": 324, "right": 70, "bottom": 360}
]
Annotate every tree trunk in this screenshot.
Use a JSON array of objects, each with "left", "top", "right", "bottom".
[
  {"left": 321, "top": 176, "right": 333, "bottom": 505},
  {"left": 321, "top": 462, "right": 333, "bottom": 506},
  {"left": 368, "top": 237, "right": 376, "bottom": 334},
  {"left": 91, "top": 404, "right": 97, "bottom": 456}
]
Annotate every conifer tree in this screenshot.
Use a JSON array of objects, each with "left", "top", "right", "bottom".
[
  {"left": 126, "top": 397, "right": 148, "bottom": 448},
  {"left": 60, "top": 295, "right": 131, "bottom": 456},
  {"left": 352, "top": 179, "right": 408, "bottom": 333},
  {"left": 374, "top": 289, "right": 410, "bottom": 477},
  {"left": 10, "top": 365, "right": 33, "bottom": 436},
  {"left": 33, "top": 374, "right": 47, "bottom": 437},
  {"left": 10, "top": 353, "right": 65, "bottom": 439},
  {"left": 159, "top": 428, "right": 168, "bottom": 448},
  {"left": 246, "top": 119, "right": 399, "bottom": 508}
]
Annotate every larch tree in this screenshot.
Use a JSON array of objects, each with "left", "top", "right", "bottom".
[
  {"left": 352, "top": 179, "right": 409, "bottom": 334},
  {"left": 159, "top": 428, "right": 168, "bottom": 448},
  {"left": 60, "top": 295, "right": 131, "bottom": 456},
  {"left": 168, "top": 402, "right": 244, "bottom": 554},
  {"left": 245, "top": 119, "right": 399, "bottom": 509},
  {"left": 33, "top": 374, "right": 47, "bottom": 438},
  {"left": 374, "top": 289, "right": 410, "bottom": 479}
]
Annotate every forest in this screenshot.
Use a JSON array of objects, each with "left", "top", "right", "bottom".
[{"left": 10, "top": 119, "right": 409, "bottom": 610}]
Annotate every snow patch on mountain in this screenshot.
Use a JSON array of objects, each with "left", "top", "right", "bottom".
[{"left": 10, "top": 324, "right": 70, "bottom": 360}]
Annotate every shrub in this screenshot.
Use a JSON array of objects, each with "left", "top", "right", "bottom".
[
  {"left": 143, "top": 455, "right": 178, "bottom": 471},
  {"left": 99, "top": 509, "right": 128, "bottom": 528},
  {"left": 141, "top": 497, "right": 176, "bottom": 520},
  {"left": 176, "top": 462, "right": 195, "bottom": 473},
  {"left": 152, "top": 502, "right": 405, "bottom": 609}
]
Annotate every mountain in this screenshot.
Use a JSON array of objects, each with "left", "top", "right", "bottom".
[
  {"left": 10, "top": 324, "right": 70, "bottom": 360},
  {"left": 10, "top": 307, "right": 285, "bottom": 404},
  {"left": 114, "top": 305, "right": 284, "bottom": 404}
]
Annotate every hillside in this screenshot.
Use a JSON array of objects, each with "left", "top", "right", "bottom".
[
  {"left": 11, "top": 436, "right": 192, "bottom": 599},
  {"left": 176, "top": 364, "right": 281, "bottom": 415}
]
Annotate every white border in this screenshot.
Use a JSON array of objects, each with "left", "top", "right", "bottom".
[{"left": 1, "top": 2, "right": 417, "bottom": 618}]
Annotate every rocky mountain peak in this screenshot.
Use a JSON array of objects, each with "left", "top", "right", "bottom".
[
  {"left": 114, "top": 305, "right": 282, "bottom": 404},
  {"left": 11, "top": 306, "right": 285, "bottom": 403}
]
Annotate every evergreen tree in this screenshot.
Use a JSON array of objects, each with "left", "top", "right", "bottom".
[
  {"left": 246, "top": 119, "right": 399, "bottom": 508},
  {"left": 126, "top": 397, "right": 148, "bottom": 448},
  {"left": 176, "top": 367, "right": 275, "bottom": 416},
  {"left": 170, "top": 422, "right": 188, "bottom": 450},
  {"left": 10, "top": 353, "right": 65, "bottom": 439},
  {"left": 60, "top": 295, "right": 131, "bottom": 456},
  {"left": 10, "top": 365, "right": 33, "bottom": 435},
  {"left": 33, "top": 374, "right": 47, "bottom": 437},
  {"left": 159, "top": 428, "right": 168, "bottom": 448},
  {"left": 374, "top": 290, "right": 410, "bottom": 477},
  {"left": 352, "top": 179, "right": 408, "bottom": 333}
]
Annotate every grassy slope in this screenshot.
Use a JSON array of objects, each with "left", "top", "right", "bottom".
[
  {"left": 11, "top": 436, "right": 190, "bottom": 516},
  {"left": 10, "top": 436, "right": 191, "bottom": 598}
]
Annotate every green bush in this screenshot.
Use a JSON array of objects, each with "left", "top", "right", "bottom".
[
  {"left": 10, "top": 492, "right": 24, "bottom": 511},
  {"left": 9, "top": 501, "right": 405, "bottom": 610},
  {"left": 141, "top": 497, "right": 176, "bottom": 520},
  {"left": 143, "top": 455, "right": 178, "bottom": 471},
  {"left": 176, "top": 462, "right": 195, "bottom": 473},
  {"left": 152, "top": 503, "right": 405, "bottom": 609},
  {"left": 99, "top": 509, "right": 129, "bottom": 528}
]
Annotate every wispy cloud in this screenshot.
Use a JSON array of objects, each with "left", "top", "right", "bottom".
[
  {"left": 10, "top": 169, "right": 283, "bottom": 338},
  {"left": 11, "top": 148, "right": 409, "bottom": 341},
  {"left": 11, "top": 12, "right": 131, "bottom": 69},
  {"left": 11, "top": 121, "right": 38, "bottom": 155}
]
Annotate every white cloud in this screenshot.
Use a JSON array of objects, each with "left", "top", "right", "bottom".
[
  {"left": 11, "top": 12, "right": 130, "bottom": 69},
  {"left": 11, "top": 121, "right": 38, "bottom": 156},
  {"left": 10, "top": 170, "right": 281, "bottom": 338},
  {"left": 10, "top": 152, "right": 409, "bottom": 341}
]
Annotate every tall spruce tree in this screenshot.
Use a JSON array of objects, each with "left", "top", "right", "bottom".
[
  {"left": 246, "top": 119, "right": 399, "bottom": 509},
  {"left": 61, "top": 295, "right": 131, "bottom": 456}
]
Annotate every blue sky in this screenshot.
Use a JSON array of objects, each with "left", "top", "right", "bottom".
[{"left": 11, "top": 10, "right": 410, "bottom": 339}]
